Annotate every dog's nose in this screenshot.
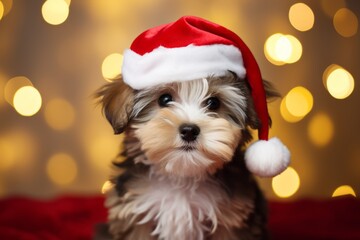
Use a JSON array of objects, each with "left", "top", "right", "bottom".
[{"left": 179, "top": 124, "right": 200, "bottom": 142}]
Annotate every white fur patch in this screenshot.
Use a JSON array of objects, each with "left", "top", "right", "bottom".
[{"left": 107, "top": 173, "right": 252, "bottom": 240}]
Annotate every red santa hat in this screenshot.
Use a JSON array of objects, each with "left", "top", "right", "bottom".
[{"left": 122, "top": 16, "right": 290, "bottom": 177}]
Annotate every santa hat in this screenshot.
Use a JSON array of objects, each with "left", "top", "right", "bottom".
[{"left": 122, "top": 16, "right": 290, "bottom": 177}]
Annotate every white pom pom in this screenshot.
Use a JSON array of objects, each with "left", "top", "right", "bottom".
[{"left": 244, "top": 137, "right": 290, "bottom": 177}]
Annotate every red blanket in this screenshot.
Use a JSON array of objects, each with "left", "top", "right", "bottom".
[{"left": 0, "top": 196, "right": 359, "bottom": 240}]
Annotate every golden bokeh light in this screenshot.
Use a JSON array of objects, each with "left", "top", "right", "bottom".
[
  {"left": 322, "top": 64, "right": 341, "bottom": 88},
  {"left": 320, "top": 0, "right": 346, "bottom": 18},
  {"left": 264, "top": 33, "right": 285, "bottom": 66},
  {"left": 13, "top": 86, "right": 42, "bottom": 117},
  {"left": 87, "top": 0, "right": 125, "bottom": 21},
  {"left": 307, "top": 112, "right": 334, "bottom": 147},
  {"left": 285, "top": 35, "right": 302, "bottom": 64},
  {"left": 332, "top": 185, "right": 356, "bottom": 197},
  {"left": 46, "top": 153, "right": 78, "bottom": 186},
  {"left": 4, "top": 76, "right": 33, "bottom": 106},
  {"left": 333, "top": 8, "right": 358, "bottom": 37},
  {"left": 101, "top": 180, "right": 114, "bottom": 194},
  {"left": 264, "top": 34, "right": 302, "bottom": 65},
  {"left": 41, "top": 0, "right": 69, "bottom": 25},
  {"left": 280, "top": 97, "right": 304, "bottom": 123},
  {"left": 44, "top": 98, "right": 76, "bottom": 130},
  {"left": 289, "top": 3, "right": 315, "bottom": 32},
  {"left": 0, "top": 0, "right": 12, "bottom": 17},
  {"left": 326, "top": 66, "right": 354, "bottom": 99},
  {"left": 101, "top": 53, "right": 123, "bottom": 81},
  {"left": 0, "top": 130, "right": 37, "bottom": 172},
  {"left": 0, "top": 1, "right": 4, "bottom": 21},
  {"left": 208, "top": 2, "right": 240, "bottom": 30},
  {"left": 285, "top": 86, "right": 313, "bottom": 118},
  {"left": 272, "top": 167, "right": 300, "bottom": 198},
  {"left": 275, "top": 35, "right": 292, "bottom": 62},
  {"left": 87, "top": 134, "right": 123, "bottom": 170},
  {"left": 0, "top": 138, "right": 17, "bottom": 171}
]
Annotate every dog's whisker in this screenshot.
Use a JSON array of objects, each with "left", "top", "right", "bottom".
[
  {"left": 130, "top": 123, "right": 143, "bottom": 129},
  {"left": 176, "top": 145, "right": 197, "bottom": 152},
  {"left": 160, "top": 117, "right": 175, "bottom": 126},
  {"left": 205, "top": 111, "right": 218, "bottom": 118}
]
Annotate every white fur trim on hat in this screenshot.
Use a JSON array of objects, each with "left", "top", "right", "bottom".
[
  {"left": 122, "top": 44, "right": 246, "bottom": 90},
  {"left": 244, "top": 137, "right": 290, "bottom": 178}
]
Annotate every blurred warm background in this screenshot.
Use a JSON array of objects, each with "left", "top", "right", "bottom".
[{"left": 0, "top": 0, "right": 359, "bottom": 200}]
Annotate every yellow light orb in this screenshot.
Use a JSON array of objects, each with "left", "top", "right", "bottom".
[
  {"left": 322, "top": 64, "right": 341, "bottom": 89},
  {"left": 320, "top": 0, "right": 346, "bottom": 18},
  {"left": 41, "top": 0, "right": 69, "bottom": 25},
  {"left": 264, "top": 34, "right": 302, "bottom": 65},
  {"left": 87, "top": 0, "right": 125, "bottom": 21},
  {"left": 326, "top": 67, "right": 355, "bottom": 99},
  {"left": 275, "top": 35, "right": 292, "bottom": 62},
  {"left": 101, "top": 180, "right": 114, "bottom": 194},
  {"left": 1, "top": 0, "right": 13, "bottom": 17},
  {"left": 13, "top": 86, "right": 42, "bottom": 116},
  {"left": 280, "top": 97, "right": 304, "bottom": 123},
  {"left": 333, "top": 8, "right": 358, "bottom": 37},
  {"left": 289, "top": 3, "right": 315, "bottom": 32},
  {"left": 46, "top": 153, "right": 77, "bottom": 186},
  {"left": 0, "top": 1, "right": 4, "bottom": 21},
  {"left": 284, "top": 35, "right": 302, "bottom": 64},
  {"left": 272, "top": 167, "right": 300, "bottom": 198},
  {"left": 332, "top": 185, "right": 356, "bottom": 197},
  {"left": 4, "top": 76, "right": 33, "bottom": 106},
  {"left": 264, "top": 33, "right": 286, "bottom": 66},
  {"left": 0, "top": 130, "right": 37, "bottom": 172},
  {"left": 307, "top": 112, "right": 334, "bottom": 147},
  {"left": 101, "top": 53, "right": 123, "bottom": 81},
  {"left": 285, "top": 86, "right": 313, "bottom": 118},
  {"left": 87, "top": 134, "right": 122, "bottom": 170},
  {"left": 44, "top": 98, "right": 76, "bottom": 130},
  {"left": 0, "top": 138, "right": 17, "bottom": 171}
]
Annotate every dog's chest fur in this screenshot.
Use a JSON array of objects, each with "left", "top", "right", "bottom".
[
  {"left": 104, "top": 150, "right": 266, "bottom": 240},
  {"left": 107, "top": 171, "right": 253, "bottom": 240}
]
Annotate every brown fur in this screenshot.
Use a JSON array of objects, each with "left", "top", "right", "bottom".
[{"left": 95, "top": 76, "right": 135, "bottom": 134}]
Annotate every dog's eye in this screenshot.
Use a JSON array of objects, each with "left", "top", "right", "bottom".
[
  {"left": 206, "top": 97, "right": 220, "bottom": 110},
  {"left": 158, "top": 93, "right": 173, "bottom": 107}
]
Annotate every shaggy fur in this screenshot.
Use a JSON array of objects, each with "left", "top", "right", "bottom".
[{"left": 94, "top": 72, "right": 278, "bottom": 240}]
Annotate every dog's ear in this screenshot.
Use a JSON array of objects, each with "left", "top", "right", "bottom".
[
  {"left": 263, "top": 79, "right": 281, "bottom": 102},
  {"left": 95, "top": 75, "right": 134, "bottom": 134},
  {"left": 244, "top": 78, "right": 280, "bottom": 129}
]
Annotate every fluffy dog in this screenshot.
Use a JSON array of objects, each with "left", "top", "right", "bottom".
[{"left": 94, "top": 16, "right": 290, "bottom": 240}]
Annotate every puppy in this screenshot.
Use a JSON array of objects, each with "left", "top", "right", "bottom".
[
  {"left": 95, "top": 72, "right": 279, "bottom": 240},
  {"left": 94, "top": 15, "right": 290, "bottom": 240}
]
